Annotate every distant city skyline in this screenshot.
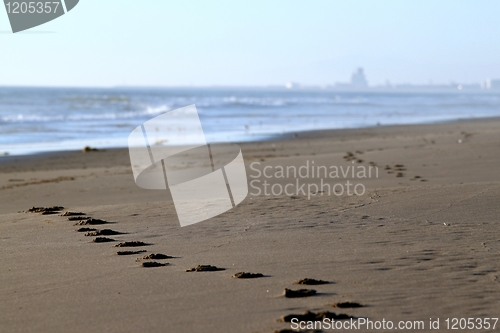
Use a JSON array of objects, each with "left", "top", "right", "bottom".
[
  {"left": 1, "top": 1, "right": 500, "bottom": 87},
  {"left": 285, "top": 67, "right": 500, "bottom": 91}
]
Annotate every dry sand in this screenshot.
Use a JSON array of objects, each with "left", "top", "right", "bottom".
[{"left": 1, "top": 119, "right": 499, "bottom": 332}]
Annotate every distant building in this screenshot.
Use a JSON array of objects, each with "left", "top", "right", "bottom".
[
  {"left": 350, "top": 67, "right": 368, "bottom": 88},
  {"left": 335, "top": 67, "right": 369, "bottom": 90},
  {"left": 485, "top": 79, "right": 500, "bottom": 90},
  {"left": 285, "top": 82, "right": 300, "bottom": 89}
]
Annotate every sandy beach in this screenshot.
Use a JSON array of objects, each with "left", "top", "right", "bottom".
[{"left": 1, "top": 118, "right": 499, "bottom": 333}]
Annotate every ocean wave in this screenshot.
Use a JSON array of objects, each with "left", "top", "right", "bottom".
[{"left": 0, "top": 104, "right": 174, "bottom": 123}]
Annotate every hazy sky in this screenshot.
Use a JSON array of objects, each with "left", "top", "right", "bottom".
[{"left": 1, "top": 1, "right": 499, "bottom": 87}]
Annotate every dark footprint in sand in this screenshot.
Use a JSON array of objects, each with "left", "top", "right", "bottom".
[
  {"left": 85, "top": 229, "right": 124, "bottom": 236},
  {"left": 232, "top": 272, "right": 264, "bottom": 279},
  {"left": 280, "top": 310, "right": 355, "bottom": 322},
  {"left": 93, "top": 237, "right": 115, "bottom": 243},
  {"left": 74, "top": 218, "right": 109, "bottom": 226},
  {"left": 76, "top": 227, "right": 96, "bottom": 232},
  {"left": 68, "top": 216, "right": 91, "bottom": 221},
  {"left": 116, "top": 250, "right": 147, "bottom": 255},
  {"left": 284, "top": 288, "right": 317, "bottom": 298},
  {"left": 140, "top": 253, "right": 174, "bottom": 260},
  {"left": 186, "top": 265, "right": 225, "bottom": 272},
  {"left": 114, "top": 241, "right": 149, "bottom": 247},
  {"left": 294, "top": 278, "right": 330, "bottom": 285},
  {"left": 329, "top": 301, "right": 364, "bottom": 308},
  {"left": 27, "top": 206, "right": 64, "bottom": 214},
  {"left": 60, "top": 211, "right": 85, "bottom": 216},
  {"left": 142, "top": 261, "right": 168, "bottom": 268},
  {"left": 396, "top": 172, "right": 404, "bottom": 177}
]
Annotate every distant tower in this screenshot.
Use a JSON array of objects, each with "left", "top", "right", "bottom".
[{"left": 350, "top": 68, "right": 368, "bottom": 88}]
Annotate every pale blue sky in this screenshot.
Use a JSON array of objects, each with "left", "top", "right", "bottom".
[{"left": 1, "top": 1, "right": 499, "bottom": 87}]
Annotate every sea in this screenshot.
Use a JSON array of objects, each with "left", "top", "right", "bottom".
[{"left": 1, "top": 86, "right": 499, "bottom": 156}]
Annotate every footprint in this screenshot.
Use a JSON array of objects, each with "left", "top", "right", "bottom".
[
  {"left": 186, "top": 265, "right": 225, "bottom": 272},
  {"left": 26, "top": 206, "right": 64, "bottom": 214},
  {"left": 93, "top": 237, "right": 116, "bottom": 243},
  {"left": 343, "top": 152, "right": 356, "bottom": 162},
  {"left": 74, "top": 218, "right": 109, "bottom": 226},
  {"left": 329, "top": 301, "right": 363, "bottom": 308},
  {"left": 116, "top": 250, "right": 147, "bottom": 255},
  {"left": 293, "top": 278, "right": 330, "bottom": 285},
  {"left": 232, "top": 272, "right": 264, "bottom": 279},
  {"left": 280, "top": 310, "right": 355, "bottom": 322},
  {"left": 60, "top": 212, "right": 85, "bottom": 216},
  {"left": 85, "top": 229, "right": 123, "bottom": 236},
  {"left": 140, "top": 253, "right": 174, "bottom": 260},
  {"left": 114, "top": 241, "right": 149, "bottom": 247},
  {"left": 284, "top": 288, "right": 317, "bottom": 298},
  {"left": 68, "top": 216, "right": 91, "bottom": 221},
  {"left": 396, "top": 172, "right": 404, "bottom": 177},
  {"left": 142, "top": 261, "right": 168, "bottom": 268},
  {"left": 76, "top": 227, "right": 96, "bottom": 232}
]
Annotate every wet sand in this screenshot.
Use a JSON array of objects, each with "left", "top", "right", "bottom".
[{"left": 1, "top": 118, "right": 499, "bottom": 332}]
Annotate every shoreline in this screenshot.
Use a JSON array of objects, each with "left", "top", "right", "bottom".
[
  {"left": 2, "top": 115, "right": 500, "bottom": 162},
  {"left": 1, "top": 115, "right": 499, "bottom": 212}
]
